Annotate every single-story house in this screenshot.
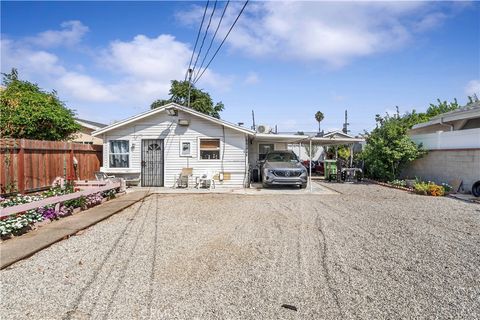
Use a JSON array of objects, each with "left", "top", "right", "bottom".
[
  {"left": 402, "top": 101, "right": 480, "bottom": 192},
  {"left": 73, "top": 118, "right": 107, "bottom": 145},
  {"left": 92, "top": 103, "right": 363, "bottom": 188}
]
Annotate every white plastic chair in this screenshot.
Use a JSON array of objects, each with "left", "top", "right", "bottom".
[{"left": 196, "top": 170, "right": 216, "bottom": 190}]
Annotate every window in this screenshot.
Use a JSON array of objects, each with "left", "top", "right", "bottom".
[
  {"left": 200, "top": 138, "right": 220, "bottom": 160},
  {"left": 259, "top": 143, "right": 274, "bottom": 160},
  {"left": 109, "top": 140, "right": 129, "bottom": 168}
]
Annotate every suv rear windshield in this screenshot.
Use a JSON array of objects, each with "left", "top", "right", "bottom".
[{"left": 265, "top": 152, "right": 298, "bottom": 162}]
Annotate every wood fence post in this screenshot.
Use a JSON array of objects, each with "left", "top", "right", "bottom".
[
  {"left": 69, "top": 142, "right": 74, "bottom": 181},
  {"left": 17, "top": 139, "right": 25, "bottom": 194}
]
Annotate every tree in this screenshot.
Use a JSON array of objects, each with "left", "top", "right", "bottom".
[
  {"left": 0, "top": 69, "right": 80, "bottom": 141},
  {"left": 315, "top": 111, "right": 324, "bottom": 133},
  {"left": 467, "top": 94, "right": 479, "bottom": 106},
  {"left": 151, "top": 80, "right": 224, "bottom": 118},
  {"left": 425, "top": 98, "right": 460, "bottom": 117},
  {"left": 361, "top": 99, "right": 461, "bottom": 181},
  {"left": 361, "top": 114, "right": 425, "bottom": 181}
]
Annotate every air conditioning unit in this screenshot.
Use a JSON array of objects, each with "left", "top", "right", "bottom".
[{"left": 256, "top": 124, "right": 272, "bottom": 134}]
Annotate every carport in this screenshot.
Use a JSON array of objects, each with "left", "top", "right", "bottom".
[{"left": 249, "top": 132, "right": 365, "bottom": 192}]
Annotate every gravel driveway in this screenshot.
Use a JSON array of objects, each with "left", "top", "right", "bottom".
[{"left": 1, "top": 183, "right": 479, "bottom": 319}]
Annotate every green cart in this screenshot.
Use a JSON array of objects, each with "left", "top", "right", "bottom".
[{"left": 324, "top": 160, "right": 337, "bottom": 181}]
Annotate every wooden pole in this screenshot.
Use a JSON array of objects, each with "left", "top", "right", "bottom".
[{"left": 17, "top": 139, "right": 25, "bottom": 193}]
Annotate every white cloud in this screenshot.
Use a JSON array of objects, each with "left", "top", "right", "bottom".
[
  {"left": 414, "top": 12, "right": 448, "bottom": 32},
  {"left": 179, "top": 2, "right": 460, "bottom": 67},
  {"left": 1, "top": 36, "right": 115, "bottom": 103},
  {"left": 27, "top": 21, "right": 89, "bottom": 48},
  {"left": 57, "top": 72, "right": 117, "bottom": 102},
  {"left": 465, "top": 80, "right": 480, "bottom": 96},
  {"left": 103, "top": 34, "right": 190, "bottom": 81},
  {"left": 2, "top": 23, "right": 232, "bottom": 111},
  {"left": 244, "top": 72, "right": 259, "bottom": 85}
]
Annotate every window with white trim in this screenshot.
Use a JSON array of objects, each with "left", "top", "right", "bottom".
[
  {"left": 199, "top": 138, "right": 220, "bottom": 160},
  {"left": 109, "top": 140, "right": 129, "bottom": 168}
]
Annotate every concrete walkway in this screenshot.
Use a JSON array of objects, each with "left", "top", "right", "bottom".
[
  {"left": 132, "top": 181, "right": 337, "bottom": 196},
  {"left": 0, "top": 190, "right": 150, "bottom": 270}
]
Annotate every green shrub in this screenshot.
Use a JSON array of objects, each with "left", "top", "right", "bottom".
[
  {"left": 414, "top": 181, "right": 430, "bottom": 195},
  {"left": 389, "top": 179, "right": 406, "bottom": 187},
  {"left": 414, "top": 181, "right": 445, "bottom": 196}
]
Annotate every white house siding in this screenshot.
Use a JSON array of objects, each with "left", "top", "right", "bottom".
[
  {"left": 101, "top": 110, "right": 248, "bottom": 188},
  {"left": 409, "top": 128, "right": 480, "bottom": 150}
]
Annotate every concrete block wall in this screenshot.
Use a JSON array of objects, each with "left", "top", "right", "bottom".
[{"left": 401, "top": 149, "right": 480, "bottom": 193}]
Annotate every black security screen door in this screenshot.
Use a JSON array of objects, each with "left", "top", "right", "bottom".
[{"left": 141, "top": 139, "right": 164, "bottom": 187}]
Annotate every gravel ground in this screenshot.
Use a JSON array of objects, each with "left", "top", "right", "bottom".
[{"left": 1, "top": 183, "right": 479, "bottom": 319}]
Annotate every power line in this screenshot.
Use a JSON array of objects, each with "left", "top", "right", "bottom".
[
  {"left": 193, "top": 0, "right": 230, "bottom": 83},
  {"left": 194, "top": 0, "right": 249, "bottom": 85},
  {"left": 185, "top": 0, "right": 210, "bottom": 81},
  {"left": 191, "top": 0, "right": 218, "bottom": 77}
]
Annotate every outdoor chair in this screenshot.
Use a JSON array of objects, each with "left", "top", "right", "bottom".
[
  {"left": 196, "top": 170, "right": 216, "bottom": 190},
  {"left": 95, "top": 172, "right": 115, "bottom": 181},
  {"left": 174, "top": 168, "right": 193, "bottom": 188}
]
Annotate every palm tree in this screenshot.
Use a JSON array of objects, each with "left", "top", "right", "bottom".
[{"left": 315, "top": 111, "right": 324, "bottom": 134}]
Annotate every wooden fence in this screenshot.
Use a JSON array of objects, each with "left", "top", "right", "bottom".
[{"left": 0, "top": 139, "right": 102, "bottom": 194}]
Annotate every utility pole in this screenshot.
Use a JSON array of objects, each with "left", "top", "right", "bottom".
[
  {"left": 342, "top": 109, "right": 350, "bottom": 134},
  {"left": 187, "top": 68, "right": 193, "bottom": 108},
  {"left": 251, "top": 110, "right": 256, "bottom": 131}
]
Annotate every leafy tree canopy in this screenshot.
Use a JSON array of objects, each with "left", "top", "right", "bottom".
[
  {"left": 315, "top": 111, "right": 324, "bottom": 123},
  {"left": 0, "top": 69, "right": 80, "bottom": 141},
  {"left": 361, "top": 99, "right": 463, "bottom": 181},
  {"left": 151, "top": 80, "right": 224, "bottom": 119}
]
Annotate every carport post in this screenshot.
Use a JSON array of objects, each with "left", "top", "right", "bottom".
[{"left": 309, "top": 139, "right": 312, "bottom": 192}]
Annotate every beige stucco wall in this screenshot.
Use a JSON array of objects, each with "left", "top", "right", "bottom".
[
  {"left": 72, "top": 127, "right": 103, "bottom": 145},
  {"left": 401, "top": 149, "right": 480, "bottom": 193}
]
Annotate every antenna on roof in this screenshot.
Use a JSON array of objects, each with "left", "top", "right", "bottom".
[
  {"left": 342, "top": 109, "right": 350, "bottom": 134},
  {"left": 251, "top": 109, "right": 256, "bottom": 131}
]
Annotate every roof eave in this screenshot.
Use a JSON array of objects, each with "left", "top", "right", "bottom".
[{"left": 92, "top": 103, "right": 255, "bottom": 136}]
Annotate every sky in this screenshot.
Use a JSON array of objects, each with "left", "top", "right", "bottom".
[{"left": 1, "top": 1, "right": 479, "bottom": 135}]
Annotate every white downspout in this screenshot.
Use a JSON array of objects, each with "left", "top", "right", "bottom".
[{"left": 440, "top": 117, "right": 454, "bottom": 131}]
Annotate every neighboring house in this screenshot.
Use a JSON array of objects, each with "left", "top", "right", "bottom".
[
  {"left": 286, "top": 130, "right": 360, "bottom": 161},
  {"left": 73, "top": 118, "right": 107, "bottom": 145},
  {"left": 92, "top": 103, "right": 363, "bottom": 188},
  {"left": 402, "top": 101, "right": 480, "bottom": 192}
]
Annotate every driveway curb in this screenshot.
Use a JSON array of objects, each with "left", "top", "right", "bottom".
[{"left": 0, "top": 190, "right": 151, "bottom": 270}]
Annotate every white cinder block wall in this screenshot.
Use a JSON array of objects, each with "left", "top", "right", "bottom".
[
  {"left": 101, "top": 110, "right": 248, "bottom": 188},
  {"left": 401, "top": 149, "right": 480, "bottom": 192}
]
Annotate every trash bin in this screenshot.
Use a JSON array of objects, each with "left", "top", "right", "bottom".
[{"left": 324, "top": 160, "right": 337, "bottom": 181}]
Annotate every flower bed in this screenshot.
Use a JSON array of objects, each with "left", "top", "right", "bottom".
[
  {"left": 0, "top": 183, "right": 119, "bottom": 239},
  {"left": 413, "top": 181, "right": 452, "bottom": 196},
  {"left": 367, "top": 178, "right": 453, "bottom": 196}
]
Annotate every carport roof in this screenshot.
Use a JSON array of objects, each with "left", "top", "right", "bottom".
[{"left": 253, "top": 133, "right": 364, "bottom": 145}]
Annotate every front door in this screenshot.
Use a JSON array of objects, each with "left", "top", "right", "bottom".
[{"left": 141, "top": 139, "right": 164, "bottom": 187}]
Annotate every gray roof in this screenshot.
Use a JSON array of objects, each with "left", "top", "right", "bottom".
[
  {"left": 75, "top": 118, "right": 107, "bottom": 129},
  {"left": 412, "top": 101, "right": 480, "bottom": 130}
]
